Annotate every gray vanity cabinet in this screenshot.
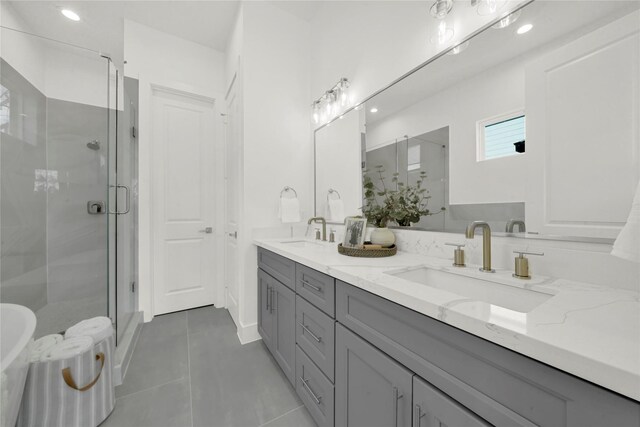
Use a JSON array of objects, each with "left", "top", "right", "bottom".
[
  {"left": 257, "top": 266, "right": 296, "bottom": 386},
  {"left": 413, "top": 376, "right": 490, "bottom": 427},
  {"left": 257, "top": 269, "right": 275, "bottom": 350},
  {"left": 335, "top": 323, "right": 413, "bottom": 427},
  {"left": 272, "top": 279, "right": 296, "bottom": 385}
]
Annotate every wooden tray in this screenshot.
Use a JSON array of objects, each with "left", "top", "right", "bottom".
[{"left": 337, "top": 243, "right": 397, "bottom": 257}]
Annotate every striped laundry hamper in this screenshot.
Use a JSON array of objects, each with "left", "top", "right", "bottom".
[{"left": 17, "top": 334, "right": 115, "bottom": 427}]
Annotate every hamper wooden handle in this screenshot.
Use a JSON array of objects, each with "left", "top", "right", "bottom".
[{"left": 62, "top": 352, "right": 105, "bottom": 392}]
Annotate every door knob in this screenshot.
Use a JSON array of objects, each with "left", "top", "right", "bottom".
[
  {"left": 199, "top": 227, "right": 213, "bottom": 234},
  {"left": 228, "top": 231, "right": 237, "bottom": 238}
]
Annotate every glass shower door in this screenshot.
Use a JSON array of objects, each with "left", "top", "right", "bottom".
[{"left": 107, "top": 65, "right": 138, "bottom": 344}]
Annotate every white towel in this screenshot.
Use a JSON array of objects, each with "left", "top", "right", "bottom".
[
  {"left": 65, "top": 316, "right": 114, "bottom": 344},
  {"left": 278, "top": 197, "right": 301, "bottom": 223},
  {"left": 29, "top": 334, "right": 63, "bottom": 362},
  {"left": 612, "top": 181, "right": 640, "bottom": 263},
  {"left": 40, "top": 336, "right": 94, "bottom": 362},
  {"left": 328, "top": 199, "right": 345, "bottom": 222}
]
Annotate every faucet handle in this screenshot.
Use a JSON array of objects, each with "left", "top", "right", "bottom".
[
  {"left": 445, "top": 242, "right": 465, "bottom": 249},
  {"left": 513, "top": 250, "right": 544, "bottom": 257},
  {"left": 513, "top": 251, "right": 544, "bottom": 279},
  {"left": 445, "top": 243, "right": 466, "bottom": 267}
]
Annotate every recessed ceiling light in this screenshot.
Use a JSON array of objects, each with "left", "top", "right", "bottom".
[
  {"left": 370, "top": 107, "right": 378, "bottom": 113},
  {"left": 517, "top": 24, "right": 533, "bottom": 35},
  {"left": 61, "top": 9, "right": 80, "bottom": 21}
]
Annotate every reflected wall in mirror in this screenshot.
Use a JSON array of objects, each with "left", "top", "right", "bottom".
[{"left": 314, "top": 0, "right": 640, "bottom": 239}]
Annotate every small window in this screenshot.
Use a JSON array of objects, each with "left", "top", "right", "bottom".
[
  {"left": 407, "top": 143, "right": 421, "bottom": 171},
  {"left": 477, "top": 113, "right": 525, "bottom": 161}
]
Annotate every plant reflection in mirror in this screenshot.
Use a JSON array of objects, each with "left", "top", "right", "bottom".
[{"left": 363, "top": 165, "right": 444, "bottom": 228}]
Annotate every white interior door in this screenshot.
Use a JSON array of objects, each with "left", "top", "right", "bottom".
[
  {"left": 224, "top": 76, "right": 241, "bottom": 324},
  {"left": 152, "top": 86, "right": 217, "bottom": 315}
]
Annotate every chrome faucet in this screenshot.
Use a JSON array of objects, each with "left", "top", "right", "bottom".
[
  {"left": 465, "top": 221, "right": 495, "bottom": 273},
  {"left": 505, "top": 219, "right": 526, "bottom": 233},
  {"left": 308, "top": 217, "right": 327, "bottom": 241}
]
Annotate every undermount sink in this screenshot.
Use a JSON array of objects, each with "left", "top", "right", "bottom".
[
  {"left": 279, "top": 240, "right": 325, "bottom": 248},
  {"left": 387, "top": 267, "right": 553, "bottom": 313}
]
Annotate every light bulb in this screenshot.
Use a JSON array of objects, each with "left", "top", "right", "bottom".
[
  {"left": 492, "top": 10, "right": 521, "bottom": 29},
  {"left": 429, "top": 0, "right": 453, "bottom": 19},
  {"left": 477, "top": 0, "right": 506, "bottom": 16},
  {"left": 430, "top": 21, "right": 454, "bottom": 45},
  {"left": 447, "top": 41, "right": 470, "bottom": 55}
]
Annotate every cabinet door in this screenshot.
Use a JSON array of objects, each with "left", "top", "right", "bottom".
[
  {"left": 413, "top": 376, "right": 490, "bottom": 427},
  {"left": 335, "top": 324, "right": 413, "bottom": 427},
  {"left": 258, "top": 269, "right": 275, "bottom": 350},
  {"left": 272, "top": 280, "right": 296, "bottom": 386}
]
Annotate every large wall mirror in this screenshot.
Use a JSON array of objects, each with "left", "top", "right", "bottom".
[{"left": 314, "top": 0, "right": 640, "bottom": 240}]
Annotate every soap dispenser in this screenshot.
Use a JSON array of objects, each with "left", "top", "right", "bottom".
[{"left": 512, "top": 250, "right": 544, "bottom": 279}]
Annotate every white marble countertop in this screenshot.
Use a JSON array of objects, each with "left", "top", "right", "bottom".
[{"left": 254, "top": 237, "right": 640, "bottom": 401}]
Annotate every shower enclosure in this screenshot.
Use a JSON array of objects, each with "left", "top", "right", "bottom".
[{"left": 0, "top": 26, "right": 138, "bottom": 346}]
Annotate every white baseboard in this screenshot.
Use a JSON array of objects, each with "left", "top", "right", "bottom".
[{"left": 236, "top": 321, "right": 261, "bottom": 345}]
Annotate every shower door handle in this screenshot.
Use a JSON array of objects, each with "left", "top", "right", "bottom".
[
  {"left": 117, "top": 185, "right": 130, "bottom": 215},
  {"left": 108, "top": 185, "right": 131, "bottom": 215}
]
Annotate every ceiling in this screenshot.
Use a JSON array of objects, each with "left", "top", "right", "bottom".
[{"left": 3, "top": 0, "right": 329, "bottom": 67}]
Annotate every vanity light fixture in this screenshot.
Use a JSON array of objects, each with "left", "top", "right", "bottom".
[
  {"left": 311, "top": 78, "right": 351, "bottom": 124},
  {"left": 370, "top": 107, "right": 378, "bottom": 113},
  {"left": 430, "top": 20, "right": 454, "bottom": 45},
  {"left": 61, "top": 8, "right": 80, "bottom": 21},
  {"left": 517, "top": 23, "right": 533, "bottom": 35},
  {"left": 447, "top": 41, "right": 470, "bottom": 55},
  {"left": 430, "top": 0, "right": 453, "bottom": 19},
  {"left": 492, "top": 10, "right": 521, "bottom": 29},
  {"left": 476, "top": 0, "right": 506, "bottom": 16}
]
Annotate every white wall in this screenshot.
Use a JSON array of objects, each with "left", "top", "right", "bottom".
[
  {"left": 367, "top": 58, "right": 526, "bottom": 205},
  {"left": 309, "top": 0, "right": 527, "bottom": 114},
  {"left": 0, "top": 1, "right": 46, "bottom": 93},
  {"left": 226, "top": 2, "right": 311, "bottom": 342},
  {"left": 315, "top": 112, "right": 362, "bottom": 220},
  {"left": 125, "top": 20, "right": 227, "bottom": 321}
]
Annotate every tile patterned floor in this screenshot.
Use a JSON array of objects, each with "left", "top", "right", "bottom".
[{"left": 101, "top": 306, "right": 316, "bottom": 427}]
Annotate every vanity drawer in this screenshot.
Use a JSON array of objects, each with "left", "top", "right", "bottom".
[
  {"left": 296, "top": 295, "right": 335, "bottom": 382},
  {"left": 296, "top": 264, "right": 335, "bottom": 317},
  {"left": 258, "top": 248, "right": 295, "bottom": 290},
  {"left": 296, "top": 345, "right": 335, "bottom": 427}
]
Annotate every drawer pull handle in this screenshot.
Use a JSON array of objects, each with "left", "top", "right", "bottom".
[
  {"left": 413, "top": 404, "right": 425, "bottom": 427},
  {"left": 301, "top": 280, "right": 322, "bottom": 293},
  {"left": 270, "top": 288, "right": 275, "bottom": 313},
  {"left": 300, "top": 377, "right": 322, "bottom": 405},
  {"left": 297, "top": 321, "right": 322, "bottom": 342},
  {"left": 266, "top": 285, "right": 271, "bottom": 311},
  {"left": 393, "top": 386, "right": 403, "bottom": 427}
]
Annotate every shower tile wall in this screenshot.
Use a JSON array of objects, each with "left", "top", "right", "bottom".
[
  {"left": 0, "top": 59, "right": 48, "bottom": 311},
  {"left": 1, "top": 57, "right": 109, "bottom": 335},
  {"left": 46, "top": 99, "right": 108, "bottom": 305}
]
